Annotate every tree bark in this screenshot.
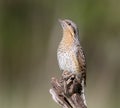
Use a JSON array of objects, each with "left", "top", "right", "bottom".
[{"left": 49, "top": 71, "right": 87, "bottom": 108}]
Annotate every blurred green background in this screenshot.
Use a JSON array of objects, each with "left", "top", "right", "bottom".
[{"left": 0, "top": 0, "right": 120, "bottom": 108}]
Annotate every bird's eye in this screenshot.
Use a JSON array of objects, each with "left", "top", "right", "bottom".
[{"left": 66, "top": 22, "right": 71, "bottom": 26}]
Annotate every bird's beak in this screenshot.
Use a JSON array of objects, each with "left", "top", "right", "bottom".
[{"left": 58, "top": 19, "right": 67, "bottom": 29}]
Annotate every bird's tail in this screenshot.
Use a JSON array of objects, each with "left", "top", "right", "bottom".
[{"left": 81, "top": 79, "right": 87, "bottom": 106}]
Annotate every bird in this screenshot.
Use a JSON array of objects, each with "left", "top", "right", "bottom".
[{"left": 57, "top": 19, "right": 87, "bottom": 105}]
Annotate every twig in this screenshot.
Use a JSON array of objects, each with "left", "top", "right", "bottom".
[{"left": 49, "top": 71, "right": 87, "bottom": 108}]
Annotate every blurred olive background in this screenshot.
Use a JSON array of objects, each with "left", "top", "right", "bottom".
[{"left": 0, "top": 0, "right": 120, "bottom": 108}]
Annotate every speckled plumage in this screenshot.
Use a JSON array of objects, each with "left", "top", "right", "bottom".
[
  {"left": 57, "top": 19, "right": 86, "bottom": 85},
  {"left": 57, "top": 19, "right": 87, "bottom": 106}
]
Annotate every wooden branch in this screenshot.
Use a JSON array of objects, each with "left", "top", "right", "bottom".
[{"left": 49, "top": 71, "right": 87, "bottom": 108}]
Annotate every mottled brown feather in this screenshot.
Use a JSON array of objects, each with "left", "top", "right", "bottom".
[{"left": 77, "top": 45, "right": 86, "bottom": 85}]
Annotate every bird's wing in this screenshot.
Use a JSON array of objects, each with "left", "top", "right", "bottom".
[{"left": 77, "top": 45, "right": 86, "bottom": 85}]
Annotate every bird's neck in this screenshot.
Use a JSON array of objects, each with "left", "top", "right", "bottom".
[{"left": 60, "top": 31, "right": 74, "bottom": 47}]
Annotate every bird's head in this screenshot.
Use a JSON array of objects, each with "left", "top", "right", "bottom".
[{"left": 59, "top": 19, "right": 79, "bottom": 39}]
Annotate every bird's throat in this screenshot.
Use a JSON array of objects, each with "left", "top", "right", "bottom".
[{"left": 61, "top": 31, "right": 74, "bottom": 48}]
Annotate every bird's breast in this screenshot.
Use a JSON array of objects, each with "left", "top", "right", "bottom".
[{"left": 57, "top": 46, "right": 80, "bottom": 73}]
